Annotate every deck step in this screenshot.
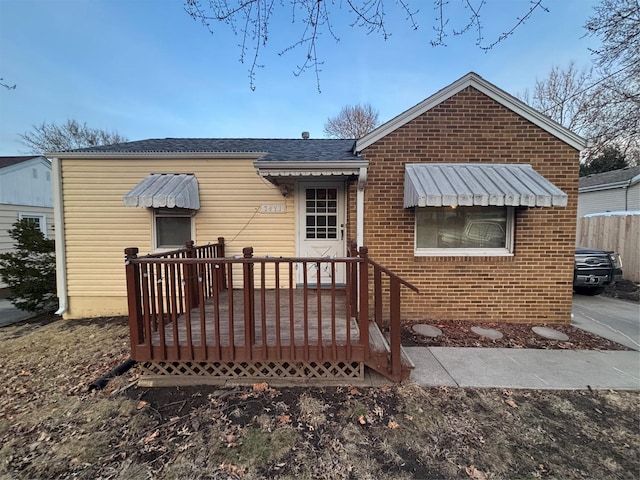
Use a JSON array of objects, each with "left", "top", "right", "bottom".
[
  {"left": 384, "top": 332, "right": 415, "bottom": 370},
  {"left": 377, "top": 328, "right": 415, "bottom": 368},
  {"left": 365, "top": 324, "right": 414, "bottom": 381}
]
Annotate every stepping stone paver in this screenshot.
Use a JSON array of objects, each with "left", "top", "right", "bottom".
[
  {"left": 532, "top": 326, "right": 569, "bottom": 341},
  {"left": 412, "top": 324, "right": 442, "bottom": 338},
  {"left": 470, "top": 326, "right": 503, "bottom": 340}
]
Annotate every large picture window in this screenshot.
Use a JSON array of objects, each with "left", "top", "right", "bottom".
[
  {"left": 415, "top": 206, "right": 514, "bottom": 256},
  {"left": 154, "top": 208, "right": 194, "bottom": 249}
]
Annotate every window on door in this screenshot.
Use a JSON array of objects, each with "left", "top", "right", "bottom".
[{"left": 305, "top": 188, "right": 338, "bottom": 239}]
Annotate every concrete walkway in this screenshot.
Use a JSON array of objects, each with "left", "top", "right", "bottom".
[
  {"left": 407, "top": 347, "right": 640, "bottom": 390},
  {"left": 405, "top": 295, "right": 640, "bottom": 391},
  {"left": 0, "top": 298, "right": 33, "bottom": 327}
]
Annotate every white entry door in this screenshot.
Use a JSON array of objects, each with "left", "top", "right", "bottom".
[{"left": 297, "top": 182, "right": 346, "bottom": 285}]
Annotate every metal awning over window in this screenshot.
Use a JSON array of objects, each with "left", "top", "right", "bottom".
[
  {"left": 404, "top": 164, "right": 567, "bottom": 208},
  {"left": 123, "top": 174, "right": 200, "bottom": 209}
]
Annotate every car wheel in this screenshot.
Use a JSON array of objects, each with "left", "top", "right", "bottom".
[{"left": 574, "top": 286, "right": 605, "bottom": 296}]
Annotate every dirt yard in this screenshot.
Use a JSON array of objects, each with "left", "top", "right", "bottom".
[{"left": 1, "top": 315, "right": 638, "bottom": 480}]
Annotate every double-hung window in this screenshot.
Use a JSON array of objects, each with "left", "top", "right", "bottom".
[
  {"left": 153, "top": 208, "right": 194, "bottom": 250},
  {"left": 415, "top": 206, "right": 514, "bottom": 256},
  {"left": 19, "top": 213, "right": 47, "bottom": 237}
]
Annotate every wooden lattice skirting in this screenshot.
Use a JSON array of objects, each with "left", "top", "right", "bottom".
[{"left": 138, "top": 360, "right": 365, "bottom": 387}]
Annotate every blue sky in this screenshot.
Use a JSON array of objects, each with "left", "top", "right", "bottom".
[{"left": 0, "top": 0, "right": 600, "bottom": 155}]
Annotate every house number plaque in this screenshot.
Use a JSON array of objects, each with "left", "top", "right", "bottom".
[{"left": 259, "top": 204, "right": 286, "bottom": 214}]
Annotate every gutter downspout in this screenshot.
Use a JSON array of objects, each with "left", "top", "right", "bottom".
[
  {"left": 52, "top": 157, "right": 68, "bottom": 316},
  {"left": 356, "top": 166, "right": 367, "bottom": 247},
  {"left": 625, "top": 179, "right": 631, "bottom": 210}
]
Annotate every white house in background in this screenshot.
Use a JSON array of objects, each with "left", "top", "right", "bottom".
[
  {"left": 578, "top": 166, "right": 640, "bottom": 217},
  {"left": 0, "top": 156, "right": 54, "bottom": 291}
]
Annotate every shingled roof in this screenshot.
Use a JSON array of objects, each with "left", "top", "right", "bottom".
[
  {"left": 0, "top": 156, "right": 44, "bottom": 169},
  {"left": 579, "top": 166, "right": 640, "bottom": 190},
  {"left": 51, "top": 138, "right": 358, "bottom": 162}
]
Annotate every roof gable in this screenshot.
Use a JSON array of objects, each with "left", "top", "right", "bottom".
[{"left": 355, "top": 72, "right": 587, "bottom": 152}]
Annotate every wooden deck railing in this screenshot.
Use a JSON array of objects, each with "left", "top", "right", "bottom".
[{"left": 125, "top": 239, "right": 418, "bottom": 381}]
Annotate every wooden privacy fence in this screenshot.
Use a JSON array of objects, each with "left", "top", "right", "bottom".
[
  {"left": 577, "top": 214, "right": 640, "bottom": 283},
  {"left": 124, "top": 239, "right": 418, "bottom": 382}
]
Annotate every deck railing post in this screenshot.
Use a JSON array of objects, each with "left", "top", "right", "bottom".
[
  {"left": 243, "top": 247, "right": 255, "bottom": 352},
  {"left": 389, "top": 278, "right": 402, "bottom": 380},
  {"left": 185, "top": 240, "right": 199, "bottom": 309},
  {"left": 124, "top": 247, "right": 142, "bottom": 359},
  {"left": 217, "top": 237, "right": 227, "bottom": 290},
  {"left": 349, "top": 241, "right": 359, "bottom": 317},
  {"left": 374, "top": 267, "right": 383, "bottom": 330},
  {"left": 358, "top": 246, "right": 370, "bottom": 358}
]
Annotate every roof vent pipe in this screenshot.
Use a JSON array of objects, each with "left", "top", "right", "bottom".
[{"left": 301, "top": 131, "right": 310, "bottom": 139}]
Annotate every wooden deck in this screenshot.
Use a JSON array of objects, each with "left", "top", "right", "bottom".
[
  {"left": 125, "top": 241, "right": 419, "bottom": 383},
  {"left": 149, "top": 289, "right": 361, "bottom": 347}
]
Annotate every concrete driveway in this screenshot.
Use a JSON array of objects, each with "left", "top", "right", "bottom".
[
  {"left": 0, "top": 298, "right": 34, "bottom": 327},
  {"left": 572, "top": 294, "right": 640, "bottom": 350}
]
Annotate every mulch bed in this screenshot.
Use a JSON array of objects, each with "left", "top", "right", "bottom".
[{"left": 401, "top": 319, "right": 632, "bottom": 350}]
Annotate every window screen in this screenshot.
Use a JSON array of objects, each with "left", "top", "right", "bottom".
[{"left": 154, "top": 209, "right": 192, "bottom": 249}]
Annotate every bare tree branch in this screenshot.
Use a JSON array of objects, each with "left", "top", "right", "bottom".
[
  {"left": 185, "top": 0, "right": 549, "bottom": 89},
  {"left": 585, "top": 0, "right": 640, "bottom": 75},
  {"left": 18, "top": 119, "right": 128, "bottom": 154},
  {"left": 477, "top": 0, "right": 548, "bottom": 51},
  {"left": 519, "top": 62, "right": 593, "bottom": 132},
  {"left": 584, "top": 0, "right": 640, "bottom": 163},
  {"left": 324, "top": 103, "right": 380, "bottom": 139},
  {"left": 1, "top": 77, "right": 16, "bottom": 90},
  {"left": 517, "top": 1, "right": 639, "bottom": 164}
]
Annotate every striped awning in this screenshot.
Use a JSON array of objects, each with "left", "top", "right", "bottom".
[
  {"left": 404, "top": 164, "right": 567, "bottom": 208},
  {"left": 123, "top": 174, "right": 200, "bottom": 209}
]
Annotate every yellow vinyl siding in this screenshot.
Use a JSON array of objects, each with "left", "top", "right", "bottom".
[{"left": 61, "top": 158, "right": 295, "bottom": 319}]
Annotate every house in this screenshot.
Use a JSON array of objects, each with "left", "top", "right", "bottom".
[
  {"left": 0, "top": 156, "right": 54, "bottom": 293},
  {"left": 49, "top": 72, "right": 583, "bottom": 327},
  {"left": 577, "top": 166, "right": 640, "bottom": 217}
]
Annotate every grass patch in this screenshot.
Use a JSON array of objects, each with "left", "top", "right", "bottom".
[{"left": 1, "top": 315, "right": 638, "bottom": 479}]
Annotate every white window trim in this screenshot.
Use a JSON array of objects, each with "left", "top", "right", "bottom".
[
  {"left": 19, "top": 212, "right": 47, "bottom": 237},
  {"left": 151, "top": 208, "right": 196, "bottom": 252},
  {"left": 414, "top": 207, "right": 515, "bottom": 257}
]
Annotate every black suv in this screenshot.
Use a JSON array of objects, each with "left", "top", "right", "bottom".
[{"left": 574, "top": 247, "right": 623, "bottom": 295}]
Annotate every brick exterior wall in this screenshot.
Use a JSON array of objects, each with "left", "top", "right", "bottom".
[{"left": 356, "top": 87, "right": 579, "bottom": 324}]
